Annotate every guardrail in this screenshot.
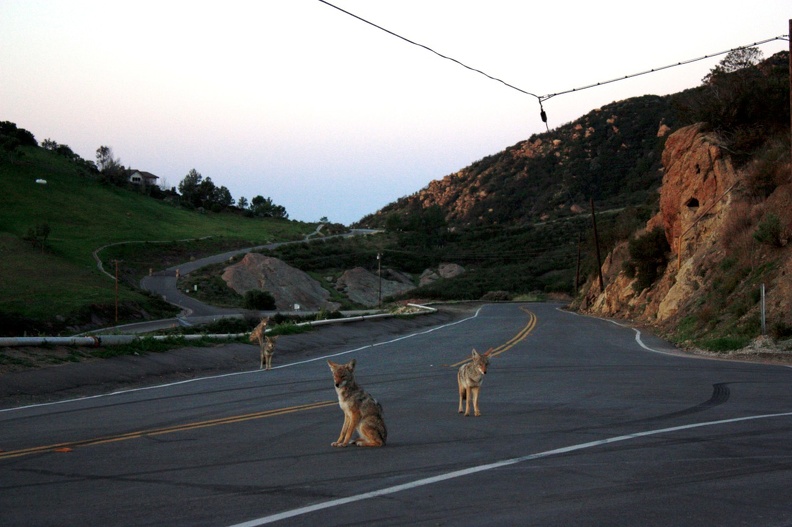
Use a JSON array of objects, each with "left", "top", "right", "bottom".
[{"left": 0, "top": 304, "right": 437, "bottom": 347}]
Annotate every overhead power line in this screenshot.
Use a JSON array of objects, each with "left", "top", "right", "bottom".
[
  {"left": 318, "top": 0, "right": 788, "bottom": 130},
  {"left": 317, "top": 0, "right": 540, "bottom": 99},
  {"left": 540, "top": 35, "right": 790, "bottom": 102}
]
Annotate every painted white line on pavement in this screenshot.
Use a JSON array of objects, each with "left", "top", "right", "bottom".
[
  {"left": 560, "top": 307, "right": 696, "bottom": 358},
  {"left": 227, "top": 410, "right": 792, "bottom": 527},
  {"left": 0, "top": 307, "right": 484, "bottom": 414}
]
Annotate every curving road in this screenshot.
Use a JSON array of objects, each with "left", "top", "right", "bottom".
[
  {"left": 138, "top": 228, "right": 381, "bottom": 320},
  {"left": 2, "top": 303, "right": 792, "bottom": 526}
]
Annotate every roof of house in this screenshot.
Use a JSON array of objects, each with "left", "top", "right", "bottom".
[{"left": 129, "top": 170, "right": 159, "bottom": 180}]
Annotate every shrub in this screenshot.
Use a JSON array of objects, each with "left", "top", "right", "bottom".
[
  {"left": 315, "top": 308, "right": 344, "bottom": 320},
  {"left": 243, "top": 289, "right": 276, "bottom": 310},
  {"left": 627, "top": 227, "right": 670, "bottom": 292},
  {"left": 771, "top": 321, "right": 792, "bottom": 339},
  {"left": 699, "top": 335, "right": 751, "bottom": 352},
  {"left": 753, "top": 213, "right": 783, "bottom": 247},
  {"left": 23, "top": 223, "right": 51, "bottom": 249},
  {"left": 746, "top": 138, "right": 790, "bottom": 199},
  {"left": 481, "top": 290, "right": 511, "bottom": 301},
  {"left": 202, "top": 317, "right": 250, "bottom": 334}
]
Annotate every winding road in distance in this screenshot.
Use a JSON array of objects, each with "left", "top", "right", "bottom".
[
  {"left": 138, "top": 225, "right": 364, "bottom": 318},
  {"left": 2, "top": 303, "right": 792, "bottom": 526}
]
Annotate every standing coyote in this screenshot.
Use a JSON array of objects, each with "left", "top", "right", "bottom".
[
  {"left": 327, "top": 359, "right": 387, "bottom": 447},
  {"left": 259, "top": 336, "right": 278, "bottom": 370},
  {"left": 457, "top": 348, "right": 493, "bottom": 416},
  {"left": 249, "top": 318, "right": 277, "bottom": 370}
]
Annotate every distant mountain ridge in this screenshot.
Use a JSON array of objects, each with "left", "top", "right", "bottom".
[{"left": 359, "top": 93, "right": 685, "bottom": 228}]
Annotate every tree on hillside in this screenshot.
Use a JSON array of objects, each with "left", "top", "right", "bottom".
[
  {"left": 237, "top": 196, "right": 249, "bottom": 210},
  {"left": 179, "top": 169, "right": 209, "bottom": 208},
  {"left": 212, "top": 185, "right": 234, "bottom": 211},
  {"left": 0, "top": 121, "right": 37, "bottom": 153},
  {"left": 684, "top": 47, "right": 789, "bottom": 154},
  {"left": 178, "top": 169, "right": 235, "bottom": 211},
  {"left": 702, "top": 47, "right": 763, "bottom": 84},
  {"left": 42, "top": 138, "right": 77, "bottom": 160},
  {"left": 41, "top": 138, "right": 58, "bottom": 150},
  {"left": 250, "top": 195, "right": 288, "bottom": 219},
  {"left": 95, "top": 145, "right": 126, "bottom": 185}
]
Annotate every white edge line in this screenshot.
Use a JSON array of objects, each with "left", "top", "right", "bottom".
[
  {"left": 560, "top": 307, "right": 712, "bottom": 359},
  {"left": 561, "top": 307, "right": 792, "bottom": 368},
  {"left": 228, "top": 410, "right": 792, "bottom": 526},
  {"left": 0, "top": 307, "right": 484, "bottom": 414}
]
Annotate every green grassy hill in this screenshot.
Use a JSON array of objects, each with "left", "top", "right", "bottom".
[{"left": 0, "top": 143, "right": 315, "bottom": 333}]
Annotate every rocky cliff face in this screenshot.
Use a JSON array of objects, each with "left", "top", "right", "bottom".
[{"left": 577, "top": 124, "right": 792, "bottom": 339}]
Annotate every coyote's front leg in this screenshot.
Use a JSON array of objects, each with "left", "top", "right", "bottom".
[
  {"left": 459, "top": 382, "right": 475, "bottom": 416},
  {"left": 471, "top": 386, "right": 481, "bottom": 416},
  {"left": 332, "top": 413, "right": 352, "bottom": 447}
]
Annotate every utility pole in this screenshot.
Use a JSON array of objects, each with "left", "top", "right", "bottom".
[
  {"left": 377, "top": 252, "right": 382, "bottom": 308},
  {"left": 575, "top": 232, "right": 581, "bottom": 293},
  {"left": 761, "top": 283, "right": 767, "bottom": 336},
  {"left": 590, "top": 198, "right": 605, "bottom": 293},
  {"left": 113, "top": 259, "right": 119, "bottom": 324}
]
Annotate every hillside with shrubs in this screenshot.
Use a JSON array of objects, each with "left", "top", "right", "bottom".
[{"left": 355, "top": 50, "right": 791, "bottom": 352}]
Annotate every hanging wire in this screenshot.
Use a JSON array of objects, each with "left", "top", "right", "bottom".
[
  {"left": 316, "top": 0, "right": 540, "bottom": 98},
  {"left": 318, "top": 0, "right": 788, "bottom": 129},
  {"left": 539, "top": 35, "right": 790, "bottom": 103}
]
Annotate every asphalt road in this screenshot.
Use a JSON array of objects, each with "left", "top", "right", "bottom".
[
  {"left": 2, "top": 303, "right": 792, "bottom": 526},
  {"left": 138, "top": 228, "right": 380, "bottom": 319}
]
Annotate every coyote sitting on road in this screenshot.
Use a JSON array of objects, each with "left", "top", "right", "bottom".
[
  {"left": 457, "top": 348, "right": 493, "bottom": 417},
  {"left": 249, "top": 318, "right": 278, "bottom": 370},
  {"left": 327, "top": 359, "right": 387, "bottom": 447}
]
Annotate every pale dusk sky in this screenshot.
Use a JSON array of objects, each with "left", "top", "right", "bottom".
[{"left": 1, "top": 1, "right": 788, "bottom": 224}]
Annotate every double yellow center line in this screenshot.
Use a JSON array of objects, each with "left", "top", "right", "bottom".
[
  {"left": 451, "top": 306, "right": 537, "bottom": 367},
  {"left": 0, "top": 400, "right": 336, "bottom": 461},
  {"left": 2, "top": 306, "right": 538, "bottom": 460}
]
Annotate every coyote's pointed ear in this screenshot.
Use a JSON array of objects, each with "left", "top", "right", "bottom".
[
  {"left": 471, "top": 348, "right": 480, "bottom": 358},
  {"left": 347, "top": 358, "right": 356, "bottom": 370},
  {"left": 327, "top": 360, "right": 338, "bottom": 369},
  {"left": 483, "top": 347, "right": 495, "bottom": 356}
]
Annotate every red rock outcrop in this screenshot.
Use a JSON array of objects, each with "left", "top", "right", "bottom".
[
  {"left": 649, "top": 123, "right": 738, "bottom": 249},
  {"left": 579, "top": 123, "right": 792, "bottom": 335},
  {"left": 581, "top": 124, "right": 740, "bottom": 322}
]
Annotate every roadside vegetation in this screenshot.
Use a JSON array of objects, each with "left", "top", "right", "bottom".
[
  {"left": 2, "top": 49, "right": 788, "bottom": 360},
  {"left": 256, "top": 204, "right": 653, "bottom": 304},
  {"left": 0, "top": 136, "right": 316, "bottom": 334}
]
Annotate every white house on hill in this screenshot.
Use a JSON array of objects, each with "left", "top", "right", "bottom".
[{"left": 128, "top": 170, "right": 159, "bottom": 186}]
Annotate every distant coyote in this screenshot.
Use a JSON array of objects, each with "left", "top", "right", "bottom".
[
  {"left": 457, "top": 348, "right": 493, "bottom": 416},
  {"left": 327, "top": 359, "right": 387, "bottom": 447},
  {"left": 259, "top": 335, "right": 278, "bottom": 370},
  {"left": 249, "top": 318, "right": 277, "bottom": 370}
]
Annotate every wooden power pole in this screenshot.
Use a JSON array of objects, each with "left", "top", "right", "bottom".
[{"left": 590, "top": 198, "right": 605, "bottom": 293}]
